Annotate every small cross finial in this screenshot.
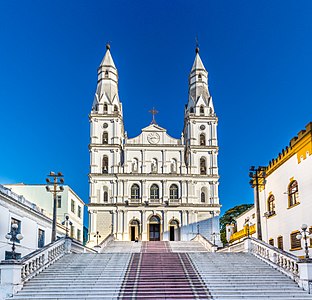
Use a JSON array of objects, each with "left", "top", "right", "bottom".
[
  {"left": 106, "top": 42, "right": 111, "bottom": 50},
  {"left": 195, "top": 36, "right": 199, "bottom": 54},
  {"left": 148, "top": 107, "right": 159, "bottom": 125}
]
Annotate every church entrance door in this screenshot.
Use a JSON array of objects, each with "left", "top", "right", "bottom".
[
  {"left": 130, "top": 226, "right": 136, "bottom": 241},
  {"left": 149, "top": 224, "right": 160, "bottom": 241},
  {"left": 148, "top": 215, "right": 161, "bottom": 241},
  {"left": 129, "top": 219, "right": 140, "bottom": 241},
  {"left": 169, "top": 226, "right": 175, "bottom": 241}
]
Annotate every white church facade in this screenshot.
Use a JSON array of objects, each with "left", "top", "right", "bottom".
[{"left": 88, "top": 45, "right": 221, "bottom": 245}]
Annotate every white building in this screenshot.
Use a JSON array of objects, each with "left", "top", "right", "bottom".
[
  {"left": 230, "top": 122, "right": 312, "bottom": 257},
  {"left": 0, "top": 184, "right": 66, "bottom": 261},
  {"left": 4, "top": 184, "right": 84, "bottom": 243},
  {"left": 258, "top": 122, "right": 312, "bottom": 257},
  {"left": 88, "top": 45, "right": 221, "bottom": 245}
]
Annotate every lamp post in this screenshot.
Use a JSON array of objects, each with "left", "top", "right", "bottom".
[
  {"left": 46, "top": 172, "right": 64, "bottom": 243},
  {"left": 5, "top": 223, "right": 24, "bottom": 260},
  {"left": 94, "top": 231, "right": 101, "bottom": 247},
  {"left": 245, "top": 218, "right": 251, "bottom": 238},
  {"left": 296, "top": 224, "right": 311, "bottom": 259},
  {"left": 211, "top": 232, "right": 219, "bottom": 246},
  {"left": 249, "top": 166, "right": 266, "bottom": 240},
  {"left": 62, "top": 215, "right": 72, "bottom": 238}
]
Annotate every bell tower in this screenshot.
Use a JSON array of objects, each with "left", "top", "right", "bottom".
[
  {"left": 183, "top": 47, "right": 219, "bottom": 203},
  {"left": 89, "top": 44, "right": 124, "bottom": 204}
]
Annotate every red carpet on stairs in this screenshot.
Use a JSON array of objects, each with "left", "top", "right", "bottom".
[{"left": 119, "top": 242, "right": 211, "bottom": 299}]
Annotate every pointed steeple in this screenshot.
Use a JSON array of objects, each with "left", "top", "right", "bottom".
[
  {"left": 98, "top": 43, "right": 118, "bottom": 83},
  {"left": 100, "top": 43, "right": 116, "bottom": 69},
  {"left": 188, "top": 47, "right": 210, "bottom": 109},
  {"left": 92, "top": 44, "right": 121, "bottom": 113},
  {"left": 191, "top": 47, "right": 206, "bottom": 71}
]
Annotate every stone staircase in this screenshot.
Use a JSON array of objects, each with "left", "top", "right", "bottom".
[{"left": 10, "top": 241, "right": 312, "bottom": 299}]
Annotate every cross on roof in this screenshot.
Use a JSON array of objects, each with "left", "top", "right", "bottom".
[{"left": 148, "top": 107, "right": 159, "bottom": 125}]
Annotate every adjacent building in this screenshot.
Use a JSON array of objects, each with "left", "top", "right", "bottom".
[
  {"left": 228, "top": 122, "right": 312, "bottom": 257},
  {"left": 0, "top": 184, "right": 66, "bottom": 260},
  {"left": 88, "top": 45, "right": 221, "bottom": 245},
  {"left": 4, "top": 184, "right": 84, "bottom": 243}
]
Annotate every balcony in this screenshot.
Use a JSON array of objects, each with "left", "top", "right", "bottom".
[
  {"left": 129, "top": 198, "right": 141, "bottom": 204},
  {"left": 168, "top": 198, "right": 181, "bottom": 206},
  {"left": 149, "top": 198, "right": 161, "bottom": 204}
]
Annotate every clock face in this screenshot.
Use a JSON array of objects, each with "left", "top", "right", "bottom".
[{"left": 147, "top": 132, "right": 160, "bottom": 144}]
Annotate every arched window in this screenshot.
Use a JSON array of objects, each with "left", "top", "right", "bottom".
[
  {"left": 200, "top": 157, "right": 206, "bottom": 175},
  {"left": 150, "top": 184, "right": 159, "bottom": 199},
  {"left": 103, "top": 103, "right": 108, "bottom": 113},
  {"left": 131, "top": 184, "right": 140, "bottom": 199},
  {"left": 288, "top": 180, "right": 299, "bottom": 207},
  {"left": 102, "top": 156, "right": 108, "bottom": 174},
  {"left": 151, "top": 158, "right": 158, "bottom": 173},
  {"left": 114, "top": 105, "right": 118, "bottom": 113},
  {"left": 169, "top": 219, "right": 179, "bottom": 226},
  {"left": 169, "top": 184, "right": 178, "bottom": 199},
  {"left": 267, "top": 195, "right": 275, "bottom": 213},
  {"left": 201, "top": 191, "right": 206, "bottom": 203},
  {"left": 170, "top": 159, "right": 177, "bottom": 173},
  {"left": 149, "top": 215, "right": 160, "bottom": 223},
  {"left": 200, "top": 106, "right": 205, "bottom": 116},
  {"left": 103, "top": 191, "right": 108, "bottom": 202},
  {"left": 104, "top": 70, "right": 109, "bottom": 78},
  {"left": 190, "top": 107, "right": 194, "bottom": 113},
  {"left": 200, "top": 133, "right": 206, "bottom": 146},
  {"left": 102, "top": 132, "right": 108, "bottom": 144},
  {"left": 198, "top": 74, "right": 202, "bottom": 81},
  {"left": 132, "top": 158, "right": 139, "bottom": 172}
]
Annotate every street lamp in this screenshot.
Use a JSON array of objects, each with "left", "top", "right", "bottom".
[
  {"left": 94, "top": 231, "right": 101, "bottom": 247},
  {"left": 62, "top": 215, "right": 72, "bottom": 238},
  {"left": 5, "top": 223, "right": 24, "bottom": 260},
  {"left": 249, "top": 166, "right": 266, "bottom": 240},
  {"left": 296, "top": 224, "right": 311, "bottom": 259},
  {"left": 46, "top": 171, "right": 64, "bottom": 242}
]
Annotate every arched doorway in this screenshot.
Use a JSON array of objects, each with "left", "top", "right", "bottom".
[
  {"left": 148, "top": 215, "right": 161, "bottom": 241},
  {"left": 129, "top": 219, "right": 140, "bottom": 241},
  {"left": 169, "top": 219, "right": 180, "bottom": 241}
]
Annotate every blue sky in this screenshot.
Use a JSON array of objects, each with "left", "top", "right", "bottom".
[{"left": 1, "top": 1, "right": 312, "bottom": 225}]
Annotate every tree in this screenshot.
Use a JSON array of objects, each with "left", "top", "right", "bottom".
[{"left": 219, "top": 204, "right": 253, "bottom": 245}]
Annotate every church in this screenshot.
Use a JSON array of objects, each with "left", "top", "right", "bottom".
[{"left": 87, "top": 45, "right": 221, "bottom": 245}]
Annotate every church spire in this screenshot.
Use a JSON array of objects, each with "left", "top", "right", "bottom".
[
  {"left": 187, "top": 46, "right": 210, "bottom": 110},
  {"left": 99, "top": 43, "right": 116, "bottom": 69},
  {"left": 92, "top": 44, "right": 121, "bottom": 114}
]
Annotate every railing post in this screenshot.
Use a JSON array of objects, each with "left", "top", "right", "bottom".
[
  {"left": 64, "top": 237, "right": 72, "bottom": 254},
  {"left": 0, "top": 261, "right": 23, "bottom": 299},
  {"left": 298, "top": 259, "right": 312, "bottom": 293},
  {"left": 243, "top": 238, "right": 252, "bottom": 252}
]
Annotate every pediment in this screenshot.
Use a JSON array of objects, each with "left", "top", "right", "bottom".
[
  {"left": 126, "top": 123, "right": 181, "bottom": 145},
  {"left": 141, "top": 124, "right": 166, "bottom": 132}
]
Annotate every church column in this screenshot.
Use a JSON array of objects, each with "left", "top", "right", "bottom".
[
  {"left": 142, "top": 150, "right": 146, "bottom": 173},
  {"left": 181, "top": 180, "right": 185, "bottom": 203},
  {"left": 163, "top": 210, "right": 168, "bottom": 240},
  {"left": 141, "top": 210, "right": 147, "bottom": 241},
  {"left": 162, "top": 150, "right": 167, "bottom": 174},
  {"left": 89, "top": 211, "right": 97, "bottom": 240},
  {"left": 124, "top": 180, "right": 128, "bottom": 201},
  {"left": 142, "top": 180, "right": 147, "bottom": 202},
  {"left": 179, "top": 150, "right": 183, "bottom": 174},
  {"left": 123, "top": 210, "right": 129, "bottom": 240},
  {"left": 162, "top": 180, "right": 167, "bottom": 202}
]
